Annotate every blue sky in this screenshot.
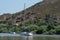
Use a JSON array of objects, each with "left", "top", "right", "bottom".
[{"left": 0, "top": 0, "right": 43, "bottom": 15}]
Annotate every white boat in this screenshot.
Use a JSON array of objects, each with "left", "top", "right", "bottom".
[{"left": 20, "top": 32, "right": 33, "bottom": 36}]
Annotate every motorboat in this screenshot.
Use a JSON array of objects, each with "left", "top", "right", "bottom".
[
  {"left": 20, "top": 32, "right": 33, "bottom": 36},
  {"left": 20, "top": 29, "right": 33, "bottom": 36}
]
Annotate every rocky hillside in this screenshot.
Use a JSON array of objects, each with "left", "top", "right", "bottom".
[{"left": 0, "top": 0, "right": 60, "bottom": 25}]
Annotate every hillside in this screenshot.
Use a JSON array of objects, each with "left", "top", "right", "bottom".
[{"left": 0, "top": 0, "right": 60, "bottom": 25}]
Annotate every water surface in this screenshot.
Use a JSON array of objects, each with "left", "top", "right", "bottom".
[{"left": 0, "top": 33, "right": 60, "bottom": 40}]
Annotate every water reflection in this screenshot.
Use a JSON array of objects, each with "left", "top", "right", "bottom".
[{"left": 22, "top": 36, "right": 33, "bottom": 40}]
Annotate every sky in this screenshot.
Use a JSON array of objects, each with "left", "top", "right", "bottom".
[{"left": 0, "top": 0, "right": 43, "bottom": 15}]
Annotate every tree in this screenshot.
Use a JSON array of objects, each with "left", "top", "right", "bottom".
[
  {"left": 47, "top": 25, "right": 55, "bottom": 31},
  {"left": 36, "top": 29, "right": 43, "bottom": 34}
]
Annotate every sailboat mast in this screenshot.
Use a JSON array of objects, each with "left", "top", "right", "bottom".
[{"left": 24, "top": 3, "right": 26, "bottom": 27}]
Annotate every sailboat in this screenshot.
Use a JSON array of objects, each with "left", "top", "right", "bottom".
[
  {"left": 20, "top": 29, "right": 33, "bottom": 36},
  {"left": 20, "top": 3, "right": 33, "bottom": 36}
]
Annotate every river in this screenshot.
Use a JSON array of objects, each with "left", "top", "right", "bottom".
[{"left": 0, "top": 33, "right": 60, "bottom": 40}]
